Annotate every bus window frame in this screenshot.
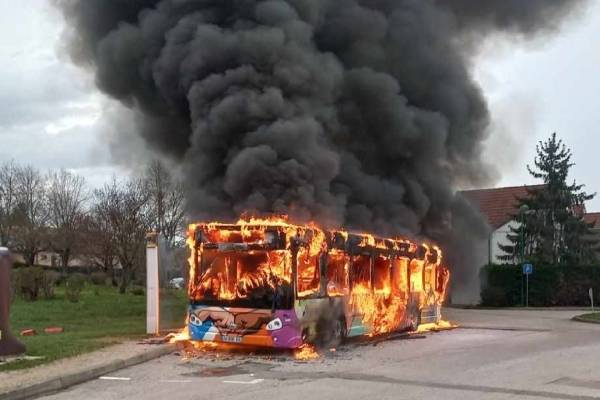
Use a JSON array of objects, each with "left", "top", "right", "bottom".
[
  {"left": 291, "top": 242, "right": 327, "bottom": 300},
  {"left": 349, "top": 250, "right": 373, "bottom": 291},
  {"left": 372, "top": 251, "right": 393, "bottom": 295},
  {"left": 324, "top": 251, "right": 350, "bottom": 297}
]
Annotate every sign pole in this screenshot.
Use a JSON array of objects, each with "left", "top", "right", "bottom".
[
  {"left": 526, "top": 273, "right": 529, "bottom": 308},
  {"left": 523, "top": 263, "right": 532, "bottom": 308},
  {"left": 590, "top": 288, "right": 594, "bottom": 312}
]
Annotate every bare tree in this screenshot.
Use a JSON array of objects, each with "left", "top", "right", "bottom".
[
  {"left": 12, "top": 165, "right": 49, "bottom": 265},
  {"left": 0, "top": 160, "right": 19, "bottom": 246},
  {"left": 47, "top": 169, "right": 89, "bottom": 274},
  {"left": 145, "top": 159, "right": 186, "bottom": 247},
  {"left": 81, "top": 212, "right": 119, "bottom": 281},
  {"left": 93, "top": 176, "right": 152, "bottom": 293}
]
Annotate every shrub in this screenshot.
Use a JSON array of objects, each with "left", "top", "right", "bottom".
[
  {"left": 89, "top": 271, "right": 108, "bottom": 286},
  {"left": 10, "top": 269, "right": 22, "bottom": 303},
  {"left": 41, "top": 270, "right": 60, "bottom": 300},
  {"left": 480, "top": 263, "right": 600, "bottom": 307},
  {"left": 480, "top": 286, "right": 511, "bottom": 307},
  {"left": 131, "top": 287, "right": 145, "bottom": 296},
  {"left": 66, "top": 273, "right": 87, "bottom": 303},
  {"left": 20, "top": 267, "right": 44, "bottom": 301},
  {"left": 93, "top": 285, "right": 101, "bottom": 296}
]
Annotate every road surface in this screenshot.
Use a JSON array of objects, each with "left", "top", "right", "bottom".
[{"left": 43, "top": 309, "right": 600, "bottom": 400}]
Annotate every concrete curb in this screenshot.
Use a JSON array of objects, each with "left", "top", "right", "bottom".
[
  {"left": 0, "top": 344, "right": 177, "bottom": 400},
  {"left": 446, "top": 305, "right": 593, "bottom": 311},
  {"left": 457, "top": 325, "right": 550, "bottom": 332},
  {"left": 572, "top": 316, "right": 600, "bottom": 324}
]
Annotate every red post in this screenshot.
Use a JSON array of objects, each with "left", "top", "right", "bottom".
[{"left": 0, "top": 247, "right": 26, "bottom": 358}]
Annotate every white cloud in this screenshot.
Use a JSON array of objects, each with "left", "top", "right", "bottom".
[
  {"left": 45, "top": 114, "right": 100, "bottom": 135},
  {"left": 475, "top": 1, "right": 600, "bottom": 211}
]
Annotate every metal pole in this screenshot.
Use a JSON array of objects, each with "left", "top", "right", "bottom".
[
  {"left": 526, "top": 273, "right": 529, "bottom": 308},
  {"left": 520, "top": 210, "right": 524, "bottom": 307}
]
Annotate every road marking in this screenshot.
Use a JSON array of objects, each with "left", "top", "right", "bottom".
[
  {"left": 99, "top": 377, "right": 131, "bottom": 381},
  {"left": 222, "top": 379, "right": 264, "bottom": 385},
  {"left": 160, "top": 380, "right": 192, "bottom": 383}
]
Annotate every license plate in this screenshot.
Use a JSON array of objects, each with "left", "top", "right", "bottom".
[{"left": 222, "top": 335, "right": 242, "bottom": 343}]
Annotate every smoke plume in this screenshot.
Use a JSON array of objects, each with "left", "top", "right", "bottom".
[{"left": 54, "top": 0, "right": 588, "bottom": 292}]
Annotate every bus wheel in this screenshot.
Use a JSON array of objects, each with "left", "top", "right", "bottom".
[
  {"left": 316, "top": 315, "right": 346, "bottom": 349},
  {"left": 410, "top": 309, "right": 421, "bottom": 332}
]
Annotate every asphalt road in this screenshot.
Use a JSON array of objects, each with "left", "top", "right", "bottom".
[{"left": 43, "top": 309, "right": 600, "bottom": 400}]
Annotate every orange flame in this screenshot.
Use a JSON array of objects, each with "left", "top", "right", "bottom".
[
  {"left": 294, "top": 344, "right": 320, "bottom": 360},
  {"left": 415, "top": 320, "right": 458, "bottom": 333}
]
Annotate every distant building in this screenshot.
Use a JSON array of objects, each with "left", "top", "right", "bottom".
[{"left": 11, "top": 251, "right": 103, "bottom": 269}]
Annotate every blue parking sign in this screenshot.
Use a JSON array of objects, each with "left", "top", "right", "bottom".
[{"left": 523, "top": 264, "right": 533, "bottom": 275}]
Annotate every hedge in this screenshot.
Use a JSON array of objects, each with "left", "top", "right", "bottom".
[{"left": 480, "top": 264, "right": 600, "bottom": 307}]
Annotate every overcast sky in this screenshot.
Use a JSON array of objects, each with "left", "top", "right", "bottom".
[{"left": 1, "top": 1, "right": 600, "bottom": 210}]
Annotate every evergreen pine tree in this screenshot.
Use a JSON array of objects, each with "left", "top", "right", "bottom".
[{"left": 498, "top": 133, "right": 597, "bottom": 264}]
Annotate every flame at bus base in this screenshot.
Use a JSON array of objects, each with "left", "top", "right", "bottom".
[{"left": 184, "top": 216, "right": 452, "bottom": 349}]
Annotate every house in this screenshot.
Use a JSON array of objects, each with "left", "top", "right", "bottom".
[
  {"left": 454, "top": 184, "right": 598, "bottom": 305},
  {"left": 11, "top": 251, "right": 121, "bottom": 270},
  {"left": 460, "top": 185, "right": 543, "bottom": 265},
  {"left": 460, "top": 184, "right": 595, "bottom": 263},
  {"left": 12, "top": 251, "right": 86, "bottom": 268},
  {"left": 584, "top": 213, "right": 600, "bottom": 231}
]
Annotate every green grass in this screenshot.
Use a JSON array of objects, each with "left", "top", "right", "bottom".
[
  {"left": 159, "top": 289, "right": 189, "bottom": 331},
  {"left": 576, "top": 312, "right": 600, "bottom": 322},
  {"left": 2, "top": 286, "right": 148, "bottom": 372}
]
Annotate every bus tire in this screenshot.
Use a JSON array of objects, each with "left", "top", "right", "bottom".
[
  {"left": 410, "top": 309, "right": 421, "bottom": 331},
  {"left": 315, "top": 314, "right": 346, "bottom": 349}
]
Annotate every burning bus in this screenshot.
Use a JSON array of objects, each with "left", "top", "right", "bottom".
[{"left": 185, "top": 217, "right": 450, "bottom": 349}]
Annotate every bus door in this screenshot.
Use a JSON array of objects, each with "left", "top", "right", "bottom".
[
  {"left": 346, "top": 250, "right": 373, "bottom": 325},
  {"left": 436, "top": 266, "right": 450, "bottom": 302},
  {"left": 391, "top": 257, "right": 409, "bottom": 324},
  {"left": 391, "top": 257, "right": 409, "bottom": 304},
  {"left": 423, "top": 264, "right": 437, "bottom": 307},
  {"left": 409, "top": 258, "right": 425, "bottom": 310}
]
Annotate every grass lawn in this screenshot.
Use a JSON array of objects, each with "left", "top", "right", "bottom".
[
  {"left": 2, "top": 286, "right": 187, "bottom": 372},
  {"left": 576, "top": 312, "right": 600, "bottom": 322},
  {"left": 160, "top": 289, "right": 189, "bottom": 331}
]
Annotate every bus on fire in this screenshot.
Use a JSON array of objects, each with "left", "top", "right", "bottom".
[{"left": 186, "top": 218, "right": 450, "bottom": 348}]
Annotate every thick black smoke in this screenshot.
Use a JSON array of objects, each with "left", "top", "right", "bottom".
[{"left": 54, "top": 0, "right": 587, "bottom": 292}]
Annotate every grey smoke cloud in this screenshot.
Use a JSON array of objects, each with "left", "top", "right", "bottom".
[{"left": 53, "top": 0, "right": 588, "bottom": 262}]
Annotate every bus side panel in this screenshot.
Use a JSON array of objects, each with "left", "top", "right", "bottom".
[
  {"left": 296, "top": 297, "right": 373, "bottom": 339},
  {"left": 347, "top": 315, "right": 371, "bottom": 337}
]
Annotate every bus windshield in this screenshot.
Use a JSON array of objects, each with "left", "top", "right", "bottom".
[{"left": 192, "top": 249, "right": 293, "bottom": 309}]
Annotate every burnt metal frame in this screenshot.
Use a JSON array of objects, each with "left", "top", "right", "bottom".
[{"left": 189, "top": 223, "right": 442, "bottom": 305}]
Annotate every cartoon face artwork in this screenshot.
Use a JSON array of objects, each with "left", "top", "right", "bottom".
[
  {"left": 188, "top": 306, "right": 237, "bottom": 341},
  {"left": 187, "top": 306, "right": 303, "bottom": 348}
]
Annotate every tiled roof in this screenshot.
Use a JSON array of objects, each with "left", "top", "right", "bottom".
[
  {"left": 460, "top": 184, "right": 591, "bottom": 230},
  {"left": 584, "top": 212, "right": 600, "bottom": 227},
  {"left": 459, "top": 185, "right": 544, "bottom": 230}
]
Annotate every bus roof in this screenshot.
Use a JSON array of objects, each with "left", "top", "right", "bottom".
[{"left": 191, "top": 221, "right": 442, "bottom": 263}]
